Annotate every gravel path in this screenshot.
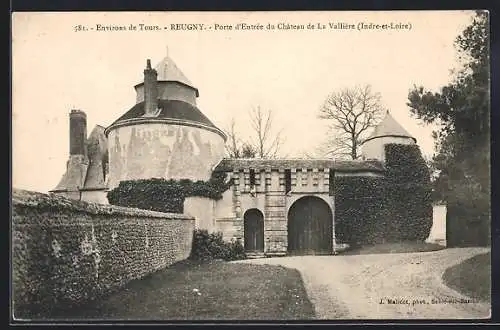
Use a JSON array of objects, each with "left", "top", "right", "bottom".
[{"left": 235, "top": 247, "right": 490, "bottom": 319}]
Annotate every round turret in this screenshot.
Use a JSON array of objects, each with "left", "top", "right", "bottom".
[
  {"left": 104, "top": 57, "right": 226, "bottom": 190},
  {"left": 361, "top": 112, "right": 416, "bottom": 162}
]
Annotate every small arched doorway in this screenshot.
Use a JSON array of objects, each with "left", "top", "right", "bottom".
[
  {"left": 244, "top": 209, "right": 264, "bottom": 252},
  {"left": 288, "top": 196, "right": 333, "bottom": 255}
]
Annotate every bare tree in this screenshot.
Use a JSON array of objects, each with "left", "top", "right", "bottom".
[
  {"left": 319, "top": 84, "right": 385, "bottom": 159},
  {"left": 224, "top": 118, "right": 257, "bottom": 158},
  {"left": 224, "top": 106, "right": 283, "bottom": 159},
  {"left": 249, "top": 106, "right": 283, "bottom": 159}
]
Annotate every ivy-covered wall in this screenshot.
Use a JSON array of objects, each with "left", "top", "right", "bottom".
[
  {"left": 334, "top": 143, "right": 433, "bottom": 245},
  {"left": 334, "top": 177, "right": 386, "bottom": 246},
  {"left": 107, "top": 172, "right": 231, "bottom": 214},
  {"left": 384, "top": 144, "right": 433, "bottom": 242},
  {"left": 12, "top": 189, "right": 194, "bottom": 319}
]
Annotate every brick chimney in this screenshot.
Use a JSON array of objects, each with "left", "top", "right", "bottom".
[
  {"left": 69, "top": 109, "right": 87, "bottom": 156},
  {"left": 143, "top": 59, "right": 159, "bottom": 116}
]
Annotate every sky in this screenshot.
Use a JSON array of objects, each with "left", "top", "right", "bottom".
[{"left": 12, "top": 11, "right": 474, "bottom": 193}]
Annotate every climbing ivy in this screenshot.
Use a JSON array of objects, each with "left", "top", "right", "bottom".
[
  {"left": 107, "top": 172, "right": 232, "bottom": 213},
  {"left": 384, "top": 144, "right": 433, "bottom": 242},
  {"left": 334, "top": 176, "right": 386, "bottom": 246},
  {"left": 334, "top": 144, "right": 433, "bottom": 246}
]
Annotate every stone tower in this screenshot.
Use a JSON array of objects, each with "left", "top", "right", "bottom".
[
  {"left": 361, "top": 111, "right": 416, "bottom": 162},
  {"left": 51, "top": 110, "right": 109, "bottom": 203},
  {"left": 104, "top": 56, "right": 227, "bottom": 189}
]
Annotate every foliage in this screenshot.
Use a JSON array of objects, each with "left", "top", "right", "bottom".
[
  {"left": 189, "top": 229, "right": 246, "bottom": 261},
  {"left": 334, "top": 176, "right": 386, "bottom": 246},
  {"left": 406, "top": 11, "right": 490, "bottom": 246},
  {"left": 107, "top": 172, "right": 232, "bottom": 213},
  {"left": 334, "top": 144, "right": 432, "bottom": 245},
  {"left": 318, "top": 84, "right": 386, "bottom": 159},
  {"left": 385, "top": 144, "right": 433, "bottom": 242}
]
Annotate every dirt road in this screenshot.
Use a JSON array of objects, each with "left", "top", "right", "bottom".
[{"left": 235, "top": 247, "right": 490, "bottom": 319}]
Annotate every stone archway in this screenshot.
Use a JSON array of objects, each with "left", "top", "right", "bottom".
[
  {"left": 244, "top": 208, "right": 264, "bottom": 252},
  {"left": 287, "top": 196, "right": 333, "bottom": 255}
]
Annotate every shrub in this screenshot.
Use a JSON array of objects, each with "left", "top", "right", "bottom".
[
  {"left": 189, "top": 229, "right": 246, "bottom": 262},
  {"left": 446, "top": 180, "right": 491, "bottom": 247}
]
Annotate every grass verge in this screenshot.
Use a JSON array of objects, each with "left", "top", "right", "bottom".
[
  {"left": 442, "top": 252, "right": 491, "bottom": 302},
  {"left": 338, "top": 241, "right": 445, "bottom": 255},
  {"left": 50, "top": 259, "right": 315, "bottom": 320}
]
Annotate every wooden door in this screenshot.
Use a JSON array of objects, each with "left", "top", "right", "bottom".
[
  {"left": 288, "top": 196, "right": 333, "bottom": 255},
  {"left": 244, "top": 209, "right": 264, "bottom": 252}
]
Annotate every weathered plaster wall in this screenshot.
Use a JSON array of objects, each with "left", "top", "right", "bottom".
[
  {"left": 214, "top": 189, "right": 234, "bottom": 219},
  {"left": 135, "top": 82, "right": 197, "bottom": 105},
  {"left": 107, "top": 123, "right": 225, "bottom": 189},
  {"left": 80, "top": 190, "right": 109, "bottom": 204},
  {"left": 427, "top": 204, "right": 447, "bottom": 246},
  {"left": 12, "top": 189, "right": 194, "bottom": 319},
  {"left": 361, "top": 136, "right": 415, "bottom": 161},
  {"left": 183, "top": 196, "right": 216, "bottom": 232}
]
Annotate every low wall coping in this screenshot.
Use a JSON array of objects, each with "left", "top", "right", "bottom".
[
  {"left": 184, "top": 196, "right": 216, "bottom": 201},
  {"left": 12, "top": 189, "right": 194, "bottom": 220}
]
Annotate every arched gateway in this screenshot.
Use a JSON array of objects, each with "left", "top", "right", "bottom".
[
  {"left": 287, "top": 196, "right": 333, "bottom": 255},
  {"left": 243, "top": 209, "right": 264, "bottom": 252}
]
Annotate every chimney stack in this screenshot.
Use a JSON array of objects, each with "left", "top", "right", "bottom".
[
  {"left": 69, "top": 109, "right": 87, "bottom": 156},
  {"left": 143, "top": 59, "right": 159, "bottom": 116}
]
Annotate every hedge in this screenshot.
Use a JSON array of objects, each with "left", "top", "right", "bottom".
[
  {"left": 334, "top": 143, "right": 433, "bottom": 245},
  {"left": 107, "top": 172, "right": 232, "bottom": 214}
]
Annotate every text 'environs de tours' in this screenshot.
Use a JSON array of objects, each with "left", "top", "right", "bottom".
[{"left": 83, "top": 21, "right": 411, "bottom": 33}]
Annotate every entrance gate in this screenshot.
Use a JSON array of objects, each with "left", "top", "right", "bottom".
[{"left": 287, "top": 196, "right": 333, "bottom": 255}]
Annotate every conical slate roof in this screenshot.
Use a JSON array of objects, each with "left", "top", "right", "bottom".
[
  {"left": 155, "top": 55, "right": 195, "bottom": 87},
  {"left": 364, "top": 112, "right": 416, "bottom": 143},
  {"left": 135, "top": 56, "right": 198, "bottom": 95},
  {"left": 106, "top": 55, "right": 224, "bottom": 139},
  {"left": 109, "top": 99, "right": 218, "bottom": 130}
]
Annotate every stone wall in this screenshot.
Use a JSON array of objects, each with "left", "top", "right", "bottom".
[{"left": 12, "top": 189, "right": 194, "bottom": 319}]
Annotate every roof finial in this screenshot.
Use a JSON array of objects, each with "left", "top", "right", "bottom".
[
  {"left": 163, "top": 46, "right": 169, "bottom": 77},
  {"left": 146, "top": 59, "right": 152, "bottom": 69}
]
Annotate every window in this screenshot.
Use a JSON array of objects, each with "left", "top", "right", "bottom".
[
  {"left": 249, "top": 169, "right": 256, "bottom": 187},
  {"left": 285, "top": 169, "right": 292, "bottom": 194}
]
